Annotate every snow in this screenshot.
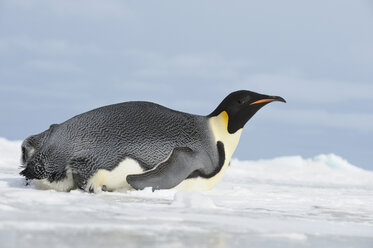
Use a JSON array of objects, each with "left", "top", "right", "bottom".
[{"left": 0, "top": 138, "right": 372, "bottom": 248}]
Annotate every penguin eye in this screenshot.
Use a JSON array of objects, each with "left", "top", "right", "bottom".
[{"left": 238, "top": 100, "right": 245, "bottom": 104}]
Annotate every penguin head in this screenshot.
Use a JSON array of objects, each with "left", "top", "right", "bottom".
[{"left": 209, "top": 90, "right": 286, "bottom": 134}]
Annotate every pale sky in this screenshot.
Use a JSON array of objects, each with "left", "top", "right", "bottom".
[{"left": 0, "top": 0, "right": 372, "bottom": 169}]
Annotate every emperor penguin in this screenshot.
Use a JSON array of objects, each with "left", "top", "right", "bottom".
[{"left": 20, "top": 90, "right": 285, "bottom": 192}]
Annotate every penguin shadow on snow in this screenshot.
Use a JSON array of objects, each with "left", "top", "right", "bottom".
[{"left": 0, "top": 176, "right": 30, "bottom": 189}]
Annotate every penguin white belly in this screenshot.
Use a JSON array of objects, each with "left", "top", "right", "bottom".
[
  {"left": 34, "top": 168, "right": 75, "bottom": 192},
  {"left": 86, "top": 157, "right": 144, "bottom": 193},
  {"left": 174, "top": 160, "right": 230, "bottom": 191},
  {"left": 175, "top": 111, "right": 242, "bottom": 191}
]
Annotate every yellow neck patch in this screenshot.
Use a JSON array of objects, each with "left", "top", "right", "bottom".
[{"left": 220, "top": 111, "right": 229, "bottom": 130}]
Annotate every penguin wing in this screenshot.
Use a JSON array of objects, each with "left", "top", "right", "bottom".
[{"left": 127, "top": 147, "right": 209, "bottom": 191}]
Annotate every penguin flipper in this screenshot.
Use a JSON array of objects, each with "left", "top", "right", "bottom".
[{"left": 127, "top": 147, "right": 203, "bottom": 191}]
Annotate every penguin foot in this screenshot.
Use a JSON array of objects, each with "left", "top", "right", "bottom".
[
  {"left": 86, "top": 183, "right": 103, "bottom": 193},
  {"left": 101, "top": 185, "right": 107, "bottom": 192}
]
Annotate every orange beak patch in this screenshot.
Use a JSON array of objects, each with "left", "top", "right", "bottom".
[{"left": 250, "top": 99, "right": 276, "bottom": 105}]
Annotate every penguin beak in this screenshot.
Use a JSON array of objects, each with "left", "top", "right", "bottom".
[{"left": 250, "top": 96, "right": 286, "bottom": 105}]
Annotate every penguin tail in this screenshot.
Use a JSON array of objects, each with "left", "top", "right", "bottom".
[{"left": 19, "top": 154, "right": 47, "bottom": 180}]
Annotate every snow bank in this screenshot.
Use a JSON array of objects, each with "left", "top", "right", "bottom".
[
  {"left": 227, "top": 154, "right": 373, "bottom": 188},
  {"left": 0, "top": 138, "right": 21, "bottom": 170}
]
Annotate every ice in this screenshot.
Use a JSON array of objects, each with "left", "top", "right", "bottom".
[
  {"left": 0, "top": 138, "right": 372, "bottom": 248},
  {"left": 172, "top": 191, "right": 217, "bottom": 209}
]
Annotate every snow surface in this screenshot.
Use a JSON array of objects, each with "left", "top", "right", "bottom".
[{"left": 0, "top": 137, "right": 372, "bottom": 248}]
